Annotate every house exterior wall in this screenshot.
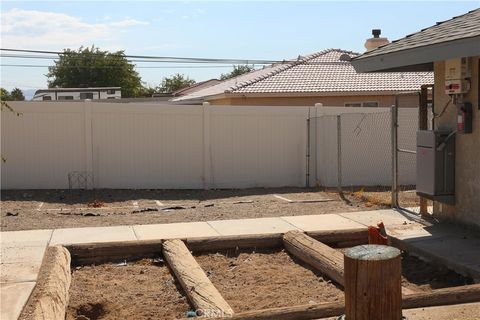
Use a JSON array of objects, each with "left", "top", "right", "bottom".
[
  {"left": 433, "top": 57, "right": 480, "bottom": 228},
  {"left": 208, "top": 94, "right": 420, "bottom": 108}
]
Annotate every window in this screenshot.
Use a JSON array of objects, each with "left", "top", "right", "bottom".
[
  {"left": 362, "top": 101, "right": 379, "bottom": 108},
  {"left": 106, "top": 89, "right": 116, "bottom": 94},
  {"left": 107, "top": 97, "right": 116, "bottom": 99},
  {"left": 42, "top": 96, "right": 52, "bottom": 101},
  {"left": 80, "top": 92, "right": 94, "bottom": 99},
  {"left": 58, "top": 96, "right": 74, "bottom": 100},
  {"left": 345, "top": 103, "right": 362, "bottom": 108}
]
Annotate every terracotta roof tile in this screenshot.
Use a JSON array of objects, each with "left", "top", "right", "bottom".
[{"left": 231, "top": 49, "right": 432, "bottom": 93}]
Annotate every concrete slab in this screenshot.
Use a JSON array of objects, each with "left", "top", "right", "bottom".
[
  {"left": 133, "top": 222, "right": 220, "bottom": 240},
  {"left": 401, "top": 235, "right": 480, "bottom": 280},
  {"left": 403, "top": 302, "right": 480, "bottom": 320},
  {"left": 339, "top": 209, "right": 422, "bottom": 228},
  {"left": 0, "top": 261, "right": 41, "bottom": 282},
  {"left": 49, "top": 225, "right": 136, "bottom": 245},
  {"left": 0, "top": 282, "right": 36, "bottom": 320},
  {"left": 281, "top": 214, "right": 365, "bottom": 232},
  {"left": 1, "top": 245, "right": 46, "bottom": 264},
  {"left": 208, "top": 217, "right": 299, "bottom": 236},
  {"left": 0, "top": 229, "right": 52, "bottom": 247}
]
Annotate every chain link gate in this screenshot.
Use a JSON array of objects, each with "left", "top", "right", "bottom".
[
  {"left": 310, "top": 110, "right": 394, "bottom": 207},
  {"left": 392, "top": 88, "right": 434, "bottom": 216}
]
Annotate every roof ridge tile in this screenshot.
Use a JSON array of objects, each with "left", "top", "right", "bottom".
[{"left": 226, "top": 49, "right": 358, "bottom": 93}]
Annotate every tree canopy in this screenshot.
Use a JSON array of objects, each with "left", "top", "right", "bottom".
[
  {"left": 220, "top": 65, "right": 255, "bottom": 80},
  {"left": 47, "top": 46, "right": 143, "bottom": 97},
  {"left": 157, "top": 74, "right": 196, "bottom": 93},
  {"left": 1, "top": 87, "right": 25, "bottom": 101}
]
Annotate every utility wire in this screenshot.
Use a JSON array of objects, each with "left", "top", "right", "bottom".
[
  {"left": 0, "top": 64, "right": 234, "bottom": 69},
  {"left": 0, "top": 48, "right": 283, "bottom": 64},
  {"left": 0, "top": 54, "right": 272, "bottom": 65}
]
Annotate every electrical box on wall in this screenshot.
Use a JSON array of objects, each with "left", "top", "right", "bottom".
[
  {"left": 445, "top": 58, "right": 470, "bottom": 94},
  {"left": 416, "top": 130, "right": 455, "bottom": 204}
]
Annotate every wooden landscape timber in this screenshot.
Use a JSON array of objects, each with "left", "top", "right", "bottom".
[
  {"left": 283, "top": 230, "right": 344, "bottom": 285},
  {"left": 216, "top": 284, "right": 480, "bottom": 320},
  {"left": 283, "top": 231, "right": 414, "bottom": 295},
  {"left": 162, "top": 239, "right": 234, "bottom": 318},
  {"left": 66, "top": 228, "right": 368, "bottom": 266},
  {"left": 19, "top": 246, "right": 71, "bottom": 320}
]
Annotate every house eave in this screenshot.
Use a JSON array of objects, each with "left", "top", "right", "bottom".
[
  {"left": 352, "top": 36, "right": 480, "bottom": 73},
  {"left": 222, "top": 90, "right": 420, "bottom": 98}
]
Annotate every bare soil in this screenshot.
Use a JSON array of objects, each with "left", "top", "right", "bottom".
[
  {"left": 195, "top": 249, "right": 343, "bottom": 313},
  {"left": 401, "top": 252, "right": 473, "bottom": 292},
  {"left": 65, "top": 249, "right": 474, "bottom": 320},
  {"left": 1, "top": 188, "right": 376, "bottom": 231},
  {"left": 66, "top": 259, "right": 191, "bottom": 320}
]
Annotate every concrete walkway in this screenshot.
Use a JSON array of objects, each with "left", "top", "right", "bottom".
[{"left": 1, "top": 208, "right": 479, "bottom": 319}]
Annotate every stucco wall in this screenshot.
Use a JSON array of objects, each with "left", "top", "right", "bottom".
[
  {"left": 209, "top": 94, "right": 419, "bottom": 108},
  {"left": 433, "top": 57, "right": 480, "bottom": 228}
]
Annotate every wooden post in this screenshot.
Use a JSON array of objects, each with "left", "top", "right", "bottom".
[
  {"left": 344, "top": 245, "right": 402, "bottom": 320},
  {"left": 163, "top": 239, "right": 234, "bottom": 318}
]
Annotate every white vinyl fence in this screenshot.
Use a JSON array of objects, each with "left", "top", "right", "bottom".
[{"left": 1, "top": 102, "right": 417, "bottom": 189}]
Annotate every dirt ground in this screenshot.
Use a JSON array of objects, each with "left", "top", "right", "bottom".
[
  {"left": 65, "top": 249, "right": 473, "bottom": 320},
  {"left": 66, "top": 259, "right": 191, "bottom": 320},
  {"left": 0, "top": 187, "right": 390, "bottom": 231},
  {"left": 195, "top": 248, "right": 343, "bottom": 313},
  {"left": 400, "top": 252, "right": 473, "bottom": 292}
]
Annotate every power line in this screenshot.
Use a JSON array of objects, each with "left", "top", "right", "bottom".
[
  {"left": 0, "top": 63, "right": 235, "bottom": 69},
  {"left": 0, "top": 54, "right": 272, "bottom": 65},
  {"left": 0, "top": 48, "right": 284, "bottom": 64}
]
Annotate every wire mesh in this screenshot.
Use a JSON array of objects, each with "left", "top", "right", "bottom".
[
  {"left": 313, "top": 111, "right": 394, "bottom": 207},
  {"left": 68, "top": 171, "right": 94, "bottom": 190},
  {"left": 397, "top": 108, "right": 433, "bottom": 214}
]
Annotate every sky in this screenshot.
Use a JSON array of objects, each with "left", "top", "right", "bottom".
[{"left": 1, "top": 0, "right": 479, "bottom": 97}]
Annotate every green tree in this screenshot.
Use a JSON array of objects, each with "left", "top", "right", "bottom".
[
  {"left": 0, "top": 88, "right": 11, "bottom": 101},
  {"left": 220, "top": 65, "right": 255, "bottom": 80},
  {"left": 9, "top": 88, "right": 25, "bottom": 101},
  {"left": 47, "top": 46, "right": 143, "bottom": 97},
  {"left": 158, "top": 74, "right": 195, "bottom": 93}
]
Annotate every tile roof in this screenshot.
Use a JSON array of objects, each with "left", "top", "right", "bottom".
[
  {"left": 229, "top": 49, "right": 433, "bottom": 94},
  {"left": 172, "top": 49, "right": 433, "bottom": 102},
  {"left": 356, "top": 8, "right": 480, "bottom": 60},
  {"left": 171, "top": 63, "right": 291, "bottom": 102}
]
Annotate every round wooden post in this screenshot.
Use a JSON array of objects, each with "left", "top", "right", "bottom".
[{"left": 344, "top": 245, "right": 402, "bottom": 320}]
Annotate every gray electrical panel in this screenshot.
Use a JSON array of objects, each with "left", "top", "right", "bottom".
[{"left": 416, "top": 130, "right": 455, "bottom": 204}]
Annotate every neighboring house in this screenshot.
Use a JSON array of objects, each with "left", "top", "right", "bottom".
[
  {"left": 172, "top": 79, "right": 222, "bottom": 97},
  {"left": 32, "top": 87, "right": 121, "bottom": 101},
  {"left": 352, "top": 9, "right": 480, "bottom": 228},
  {"left": 172, "top": 48, "right": 433, "bottom": 107}
]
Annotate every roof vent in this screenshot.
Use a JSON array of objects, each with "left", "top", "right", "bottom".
[
  {"left": 364, "top": 29, "right": 390, "bottom": 52},
  {"left": 339, "top": 53, "right": 352, "bottom": 62}
]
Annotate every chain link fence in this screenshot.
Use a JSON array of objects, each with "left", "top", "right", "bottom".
[{"left": 312, "top": 107, "right": 421, "bottom": 211}]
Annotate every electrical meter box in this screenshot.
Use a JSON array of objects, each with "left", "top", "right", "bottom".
[
  {"left": 445, "top": 58, "right": 470, "bottom": 94},
  {"left": 416, "top": 130, "right": 455, "bottom": 204}
]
